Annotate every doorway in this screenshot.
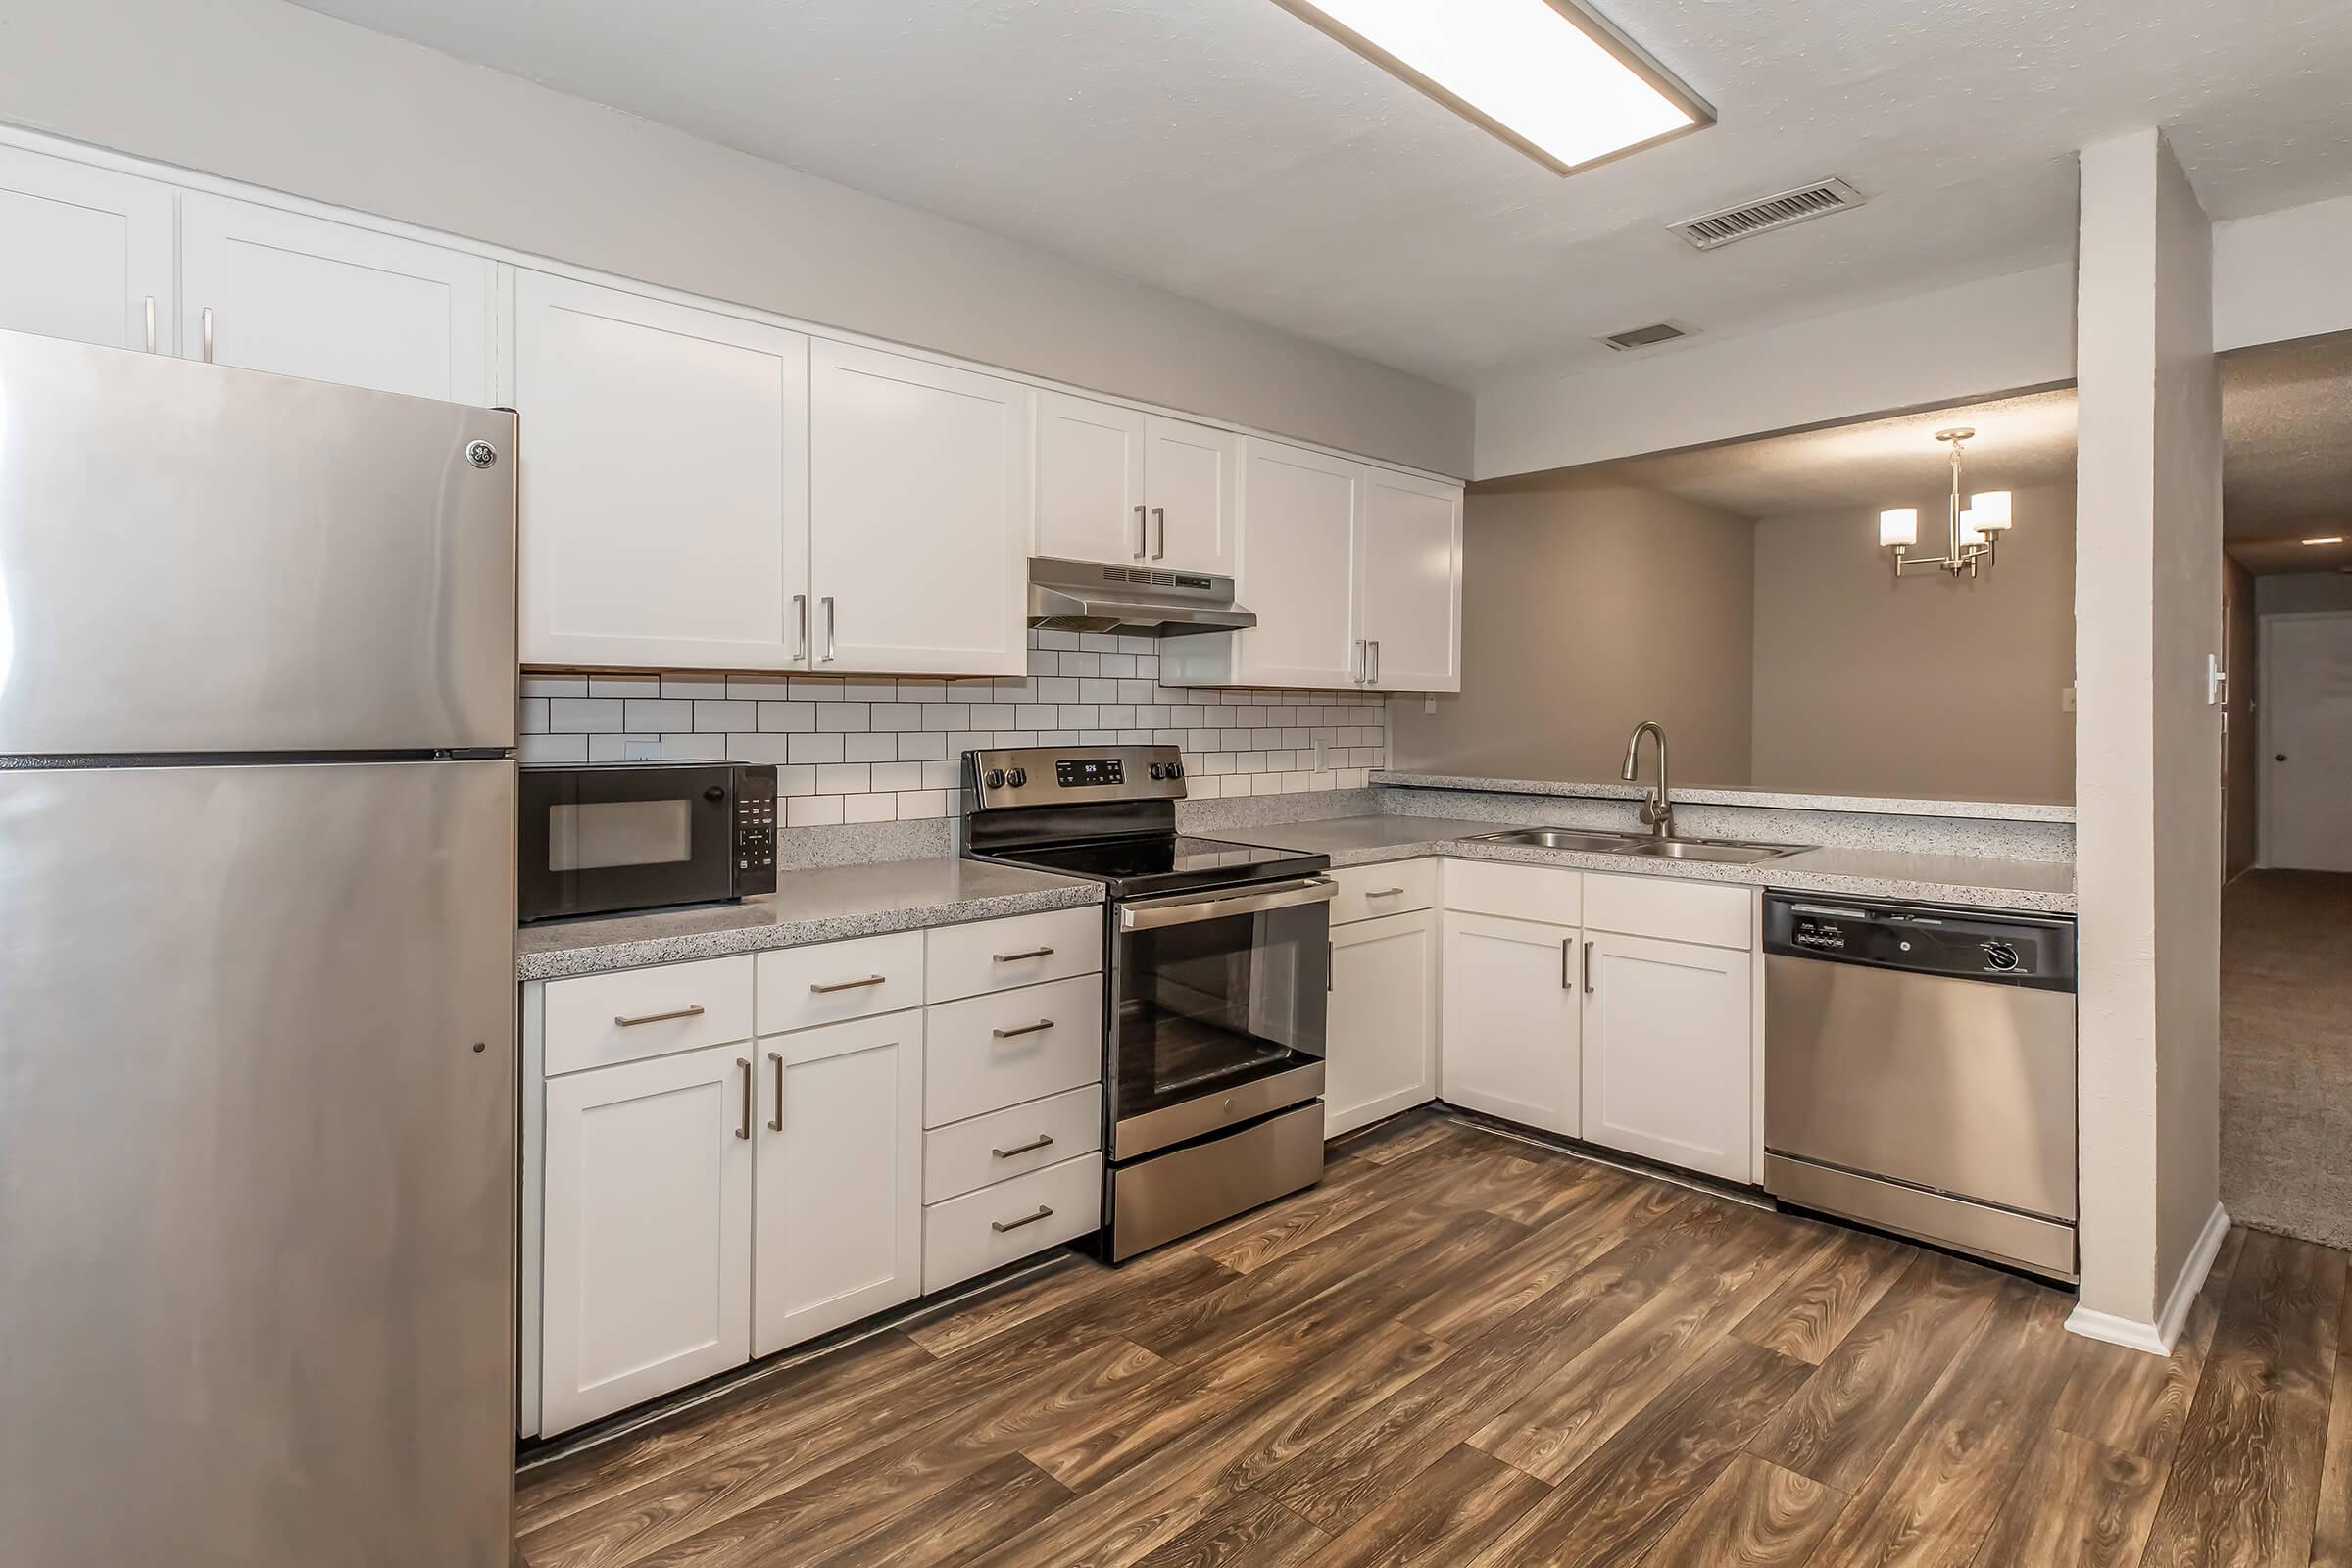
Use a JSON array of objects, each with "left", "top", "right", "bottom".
[{"left": 2260, "top": 610, "right": 2352, "bottom": 873}]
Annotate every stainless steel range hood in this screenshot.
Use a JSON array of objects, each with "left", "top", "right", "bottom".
[{"left": 1026, "top": 556, "right": 1257, "bottom": 637}]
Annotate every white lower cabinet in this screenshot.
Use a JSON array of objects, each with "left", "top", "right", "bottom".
[
  {"left": 1440, "top": 910, "right": 1582, "bottom": 1136},
  {"left": 922, "top": 1152, "right": 1104, "bottom": 1294},
  {"left": 753, "top": 1012, "right": 923, "bottom": 1356},
  {"left": 539, "top": 1041, "right": 754, "bottom": 1435},
  {"left": 1581, "top": 932, "right": 1755, "bottom": 1183},
  {"left": 1326, "top": 908, "right": 1438, "bottom": 1138}
]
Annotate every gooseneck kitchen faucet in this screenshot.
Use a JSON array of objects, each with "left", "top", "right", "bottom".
[{"left": 1621, "top": 720, "right": 1674, "bottom": 839}]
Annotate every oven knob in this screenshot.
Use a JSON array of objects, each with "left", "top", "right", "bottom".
[
  {"left": 1166, "top": 760, "right": 1184, "bottom": 779},
  {"left": 1148, "top": 762, "right": 1166, "bottom": 780},
  {"left": 1007, "top": 767, "right": 1028, "bottom": 787},
  {"left": 1983, "top": 941, "right": 2021, "bottom": 972},
  {"left": 984, "top": 768, "right": 1007, "bottom": 789}
]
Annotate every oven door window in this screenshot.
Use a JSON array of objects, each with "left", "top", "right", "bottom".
[
  {"left": 1114, "top": 898, "right": 1329, "bottom": 1124},
  {"left": 518, "top": 768, "right": 736, "bottom": 920}
]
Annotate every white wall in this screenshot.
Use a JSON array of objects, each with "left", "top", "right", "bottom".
[
  {"left": 2072, "top": 127, "right": 2224, "bottom": 1346},
  {"left": 0, "top": 0, "right": 1471, "bottom": 476},
  {"left": 2214, "top": 193, "right": 2352, "bottom": 354},
  {"left": 1471, "top": 265, "right": 2078, "bottom": 481}
]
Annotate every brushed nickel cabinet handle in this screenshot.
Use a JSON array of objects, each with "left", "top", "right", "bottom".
[
  {"left": 1583, "top": 940, "right": 1596, "bottom": 995},
  {"left": 1370, "top": 640, "right": 1382, "bottom": 686},
  {"left": 767, "top": 1052, "right": 785, "bottom": 1132},
  {"left": 1562, "top": 939, "right": 1572, "bottom": 990},
  {"left": 1367, "top": 887, "right": 1405, "bottom": 899},
  {"left": 143, "top": 296, "right": 156, "bottom": 353},
  {"left": 736, "top": 1058, "right": 752, "bottom": 1140},
  {"left": 613, "top": 1004, "right": 705, "bottom": 1027},
  {"left": 991, "top": 1134, "right": 1054, "bottom": 1159},
  {"left": 201, "top": 306, "right": 215, "bottom": 363},
  {"left": 1152, "top": 506, "right": 1167, "bottom": 561},
  {"left": 992, "top": 1019, "right": 1055, "bottom": 1040},
  {"left": 1135, "top": 503, "right": 1149, "bottom": 559},
  {"left": 821, "top": 596, "right": 837, "bottom": 662},
  {"left": 992, "top": 1205, "right": 1054, "bottom": 1233},
  {"left": 809, "top": 974, "right": 886, "bottom": 994},
  {"left": 793, "top": 593, "right": 808, "bottom": 662},
  {"left": 993, "top": 946, "right": 1054, "bottom": 963}
]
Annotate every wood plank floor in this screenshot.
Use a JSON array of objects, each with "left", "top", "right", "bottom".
[{"left": 516, "top": 1111, "right": 2352, "bottom": 1568}]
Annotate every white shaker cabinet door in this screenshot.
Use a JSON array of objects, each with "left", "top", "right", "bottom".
[
  {"left": 0, "top": 144, "right": 174, "bottom": 353},
  {"left": 1165, "top": 437, "right": 1361, "bottom": 689},
  {"left": 1358, "top": 466, "right": 1462, "bottom": 693},
  {"left": 752, "top": 1012, "right": 923, "bottom": 1356},
  {"left": 1143, "top": 414, "right": 1239, "bottom": 576},
  {"left": 1327, "top": 908, "right": 1438, "bottom": 1137},
  {"left": 808, "top": 340, "right": 1033, "bottom": 675},
  {"left": 1581, "top": 932, "right": 1753, "bottom": 1182},
  {"left": 539, "top": 1043, "right": 753, "bottom": 1435},
  {"left": 1439, "top": 912, "right": 1581, "bottom": 1137},
  {"left": 1033, "top": 389, "right": 1148, "bottom": 565},
  {"left": 177, "top": 192, "right": 495, "bottom": 402},
  {"left": 514, "top": 271, "right": 811, "bottom": 671}
]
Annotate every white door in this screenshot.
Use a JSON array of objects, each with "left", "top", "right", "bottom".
[
  {"left": 753, "top": 1013, "right": 923, "bottom": 1356},
  {"left": 809, "top": 340, "right": 1033, "bottom": 675},
  {"left": 178, "top": 192, "right": 495, "bottom": 401},
  {"left": 1328, "top": 909, "right": 1438, "bottom": 1137},
  {"left": 2263, "top": 612, "right": 2352, "bottom": 872},
  {"left": 514, "top": 271, "right": 810, "bottom": 671},
  {"left": 0, "top": 144, "right": 174, "bottom": 353},
  {"left": 540, "top": 1043, "right": 753, "bottom": 1435},
  {"left": 1034, "top": 390, "right": 1148, "bottom": 564},
  {"left": 1144, "top": 415, "right": 1239, "bottom": 576},
  {"left": 1229, "top": 438, "right": 1364, "bottom": 689},
  {"left": 1358, "top": 466, "right": 1463, "bottom": 693},
  {"left": 1581, "top": 933, "right": 1753, "bottom": 1182},
  {"left": 1440, "top": 912, "right": 1581, "bottom": 1136}
]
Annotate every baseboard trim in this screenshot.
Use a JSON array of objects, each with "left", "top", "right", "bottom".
[{"left": 2065, "top": 1202, "right": 2230, "bottom": 1356}]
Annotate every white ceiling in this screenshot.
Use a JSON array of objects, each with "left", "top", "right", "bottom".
[
  {"left": 288, "top": 0, "right": 2352, "bottom": 391},
  {"left": 2221, "top": 332, "right": 2352, "bottom": 574}
]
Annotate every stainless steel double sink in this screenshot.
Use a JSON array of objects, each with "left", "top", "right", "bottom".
[{"left": 1472, "top": 825, "right": 1812, "bottom": 864}]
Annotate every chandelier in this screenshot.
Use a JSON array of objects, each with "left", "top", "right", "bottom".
[{"left": 1879, "top": 427, "right": 2012, "bottom": 579}]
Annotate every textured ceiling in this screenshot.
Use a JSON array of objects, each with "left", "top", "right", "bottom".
[
  {"left": 2221, "top": 332, "right": 2352, "bottom": 571},
  {"left": 286, "top": 0, "right": 2352, "bottom": 391}
]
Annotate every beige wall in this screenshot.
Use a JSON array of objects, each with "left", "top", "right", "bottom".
[
  {"left": 2224, "top": 557, "right": 2260, "bottom": 879},
  {"left": 0, "top": 0, "right": 1471, "bottom": 476},
  {"left": 2256, "top": 570, "right": 2352, "bottom": 616},
  {"left": 1387, "top": 478, "right": 1754, "bottom": 784},
  {"left": 1750, "top": 486, "right": 2078, "bottom": 803}
]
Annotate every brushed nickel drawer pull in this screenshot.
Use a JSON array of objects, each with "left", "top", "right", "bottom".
[
  {"left": 993, "top": 946, "right": 1054, "bottom": 963},
  {"left": 992, "top": 1019, "right": 1055, "bottom": 1040},
  {"left": 809, "top": 974, "right": 887, "bottom": 994},
  {"left": 992, "top": 1134, "right": 1055, "bottom": 1159},
  {"left": 1367, "top": 886, "right": 1406, "bottom": 898},
  {"left": 992, "top": 1205, "right": 1054, "bottom": 1233},
  {"left": 613, "top": 1004, "right": 705, "bottom": 1027}
]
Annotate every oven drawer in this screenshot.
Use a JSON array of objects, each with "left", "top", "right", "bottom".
[
  {"left": 1330, "top": 858, "right": 1438, "bottom": 925},
  {"left": 922, "top": 1152, "right": 1103, "bottom": 1294},
  {"left": 543, "top": 956, "right": 755, "bottom": 1075},
  {"left": 923, "top": 974, "right": 1104, "bottom": 1127},
  {"left": 756, "top": 931, "right": 924, "bottom": 1035},
  {"left": 923, "top": 1084, "right": 1104, "bottom": 1203},
  {"left": 925, "top": 907, "right": 1102, "bottom": 1004}
]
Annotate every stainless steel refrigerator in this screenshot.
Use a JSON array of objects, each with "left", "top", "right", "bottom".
[{"left": 0, "top": 328, "right": 519, "bottom": 1566}]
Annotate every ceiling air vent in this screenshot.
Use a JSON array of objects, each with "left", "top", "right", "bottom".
[
  {"left": 1670, "top": 178, "right": 1866, "bottom": 251},
  {"left": 1599, "top": 320, "right": 1692, "bottom": 352}
]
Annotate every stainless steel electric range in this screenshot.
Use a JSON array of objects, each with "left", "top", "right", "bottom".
[{"left": 960, "top": 744, "right": 1334, "bottom": 1260}]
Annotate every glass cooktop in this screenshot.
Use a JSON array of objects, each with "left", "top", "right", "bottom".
[{"left": 981, "top": 834, "right": 1329, "bottom": 899}]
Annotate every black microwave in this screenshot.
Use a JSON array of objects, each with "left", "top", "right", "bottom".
[{"left": 518, "top": 764, "right": 776, "bottom": 923}]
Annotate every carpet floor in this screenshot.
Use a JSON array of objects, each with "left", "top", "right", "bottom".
[{"left": 2222, "top": 868, "right": 2352, "bottom": 1249}]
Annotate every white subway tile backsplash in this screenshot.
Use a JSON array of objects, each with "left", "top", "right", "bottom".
[
  {"left": 843, "top": 733, "right": 897, "bottom": 763},
  {"left": 842, "top": 792, "right": 898, "bottom": 823},
  {"left": 692, "top": 699, "right": 756, "bottom": 732},
  {"left": 787, "top": 732, "right": 845, "bottom": 764},
  {"left": 550, "top": 698, "right": 623, "bottom": 733},
  {"left": 519, "top": 732, "right": 586, "bottom": 764},
  {"left": 588, "top": 676, "right": 658, "bottom": 698},
  {"left": 816, "top": 703, "right": 871, "bottom": 732},
  {"left": 520, "top": 676, "right": 587, "bottom": 699},
  {"left": 786, "top": 794, "right": 844, "bottom": 827},
  {"left": 659, "top": 677, "right": 730, "bottom": 700}
]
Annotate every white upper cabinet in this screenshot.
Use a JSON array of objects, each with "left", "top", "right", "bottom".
[
  {"left": 1163, "top": 437, "right": 1363, "bottom": 690},
  {"left": 1358, "top": 466, "right": 1463, "bottom": 693},
  {"left": 1581, "top": 933, "right": 1754, "bottom": 1183},
  {"left": 0, "top": 145, "right": 174, "bottom": 353},
  {"left": 1034, "top": 390, "right": 1149, "bottom": 565},
  {"left": 1141, "top": 415, "right": 1239, "bottom": 576},
  {"left": 809, "top": 341, "right": 1034, "bottom": 675},
  {"left": 514, "top": 271, "right": 810, "bottom": 671},
  {"left": 178, "top": 192, "right": 495, "bottom": 402}
]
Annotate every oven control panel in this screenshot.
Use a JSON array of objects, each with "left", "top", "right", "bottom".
[
  {"left": 963, "top": 745, "right": 1189, "bottom": 809},
  {"left": 1055, "top": 757, "right": 1124, "bottom": 787}
]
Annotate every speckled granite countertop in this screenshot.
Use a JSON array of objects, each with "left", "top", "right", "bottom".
[
  {"left": 518, "top": 858, "right": 1102, "bottom": 980},
  {"left": 1370, "top": 772, "right": 2078, "bottom": 824},
  {"left": 1222, "top": 815, "right": 2077, "bottom": 914}
]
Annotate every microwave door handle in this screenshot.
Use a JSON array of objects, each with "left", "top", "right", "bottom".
[{"left": 1116, "top": 876, "right": 1338, "bottom": 931}]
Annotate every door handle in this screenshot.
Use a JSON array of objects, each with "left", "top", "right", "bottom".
[
  {"left": 201, "top": 305, "right": 215, "bottom": 363},
  {"left": 991, "top": 1019, "right": 1056, "bottom": 1040},
  {"left": 143, "top": 296, "right": 156, "bottom": 354},
  {"left": 991, "top": 1134, "right": 1054, "bottom": 1159},
  {"left": 794, "top": 594, "right": 809, "bottom": 662},
  {"left": 1583, "top": 941, "right": 1596, "bottom": 995},
  {"left": 992, "top": 1205, "right": 1054, "bottom": 1233},
  {"left": 808, "top": 974, "right": 887, "bottom": 994},
  {"left": 767, "top": 1051, "right": 785, "bottom": 1132},
  {"left": 1152, "top": 506, "right": 1167, "bottom": 561},
  {"left": 736, "top": 1057, "right": 753, "bottom": 1140},
  {"left": 820, "top": 596, "right": 838, "bottom": 662},
  {"left": 2276, "top": 754, "right": 2287, "bottom": 761},
  {"left": 1135, "top": 503, "right": 1149, "bottom": 559},
  {"left": 613, "top": 1004, "right": 705, "bottom": 1027}
]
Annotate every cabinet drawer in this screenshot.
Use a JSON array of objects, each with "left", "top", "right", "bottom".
[
  {"left": 924, "top": 1084, "right": 1104, "bottom": 1203},
  {"left": 924, "top": 974, "right": 1103, "bottom": 1127},
  {"left": 925, "top": 906, "right": 1102, "bottom": 1003},
  {"left": 755, "top": 930, "right": 924, "bottom": 1034},
  {"left": 544, "top": 956, "right": 755, "bottom": 1075},
  {"left": 1330, "top": 858, "right": 1439, "bottom": 925},
  {"left": 1583, "top": 872, "right": 1753, "bottom": 950},
  {"left": 922, "top": 1152, "right": 1102, "bottom": 1294},
  {"left": 1443, "top": 858, "right": 1582, "bottom": 925}
]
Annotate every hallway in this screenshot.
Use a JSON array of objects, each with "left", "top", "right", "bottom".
[{"left": 2224, "top": 869, "right": 2352, "bottom": 1249}]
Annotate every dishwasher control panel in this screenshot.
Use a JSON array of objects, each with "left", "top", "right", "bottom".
[{"left": 1765, "top": 897, "right": 2077, "bottom": 992}]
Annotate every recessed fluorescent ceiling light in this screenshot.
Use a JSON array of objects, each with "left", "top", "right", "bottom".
[
  {"left": 2303, "top": 535, "right": 2346, "bottom": 545},
  {"left": 1271, "top": 0, "right": 1713, "bottom": 175}
]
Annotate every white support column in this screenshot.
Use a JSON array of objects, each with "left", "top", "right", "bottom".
[{"left": 2069, "top": 128, "right": 2228, "bottom": 1353}]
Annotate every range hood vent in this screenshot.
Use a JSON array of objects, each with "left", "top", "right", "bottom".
[
  {"left": 1026, "top": 556, "right": 1256, "bottom": 638},
  {"left": 1670, "top": 177, "right": 1865, "bottom": 250}
]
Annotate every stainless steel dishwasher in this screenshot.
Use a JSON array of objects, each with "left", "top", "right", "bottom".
[{"left": 1763, "top": 894, "right": 2079, "bottom": 1281}]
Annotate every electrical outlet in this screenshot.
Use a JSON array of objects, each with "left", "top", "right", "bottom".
[
  {"left": 2060, "top": 686, "right": 2076, "bottom": 712},
  {"left": 1424, "top": 695, "right": 1438, "bottom": 715}
]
